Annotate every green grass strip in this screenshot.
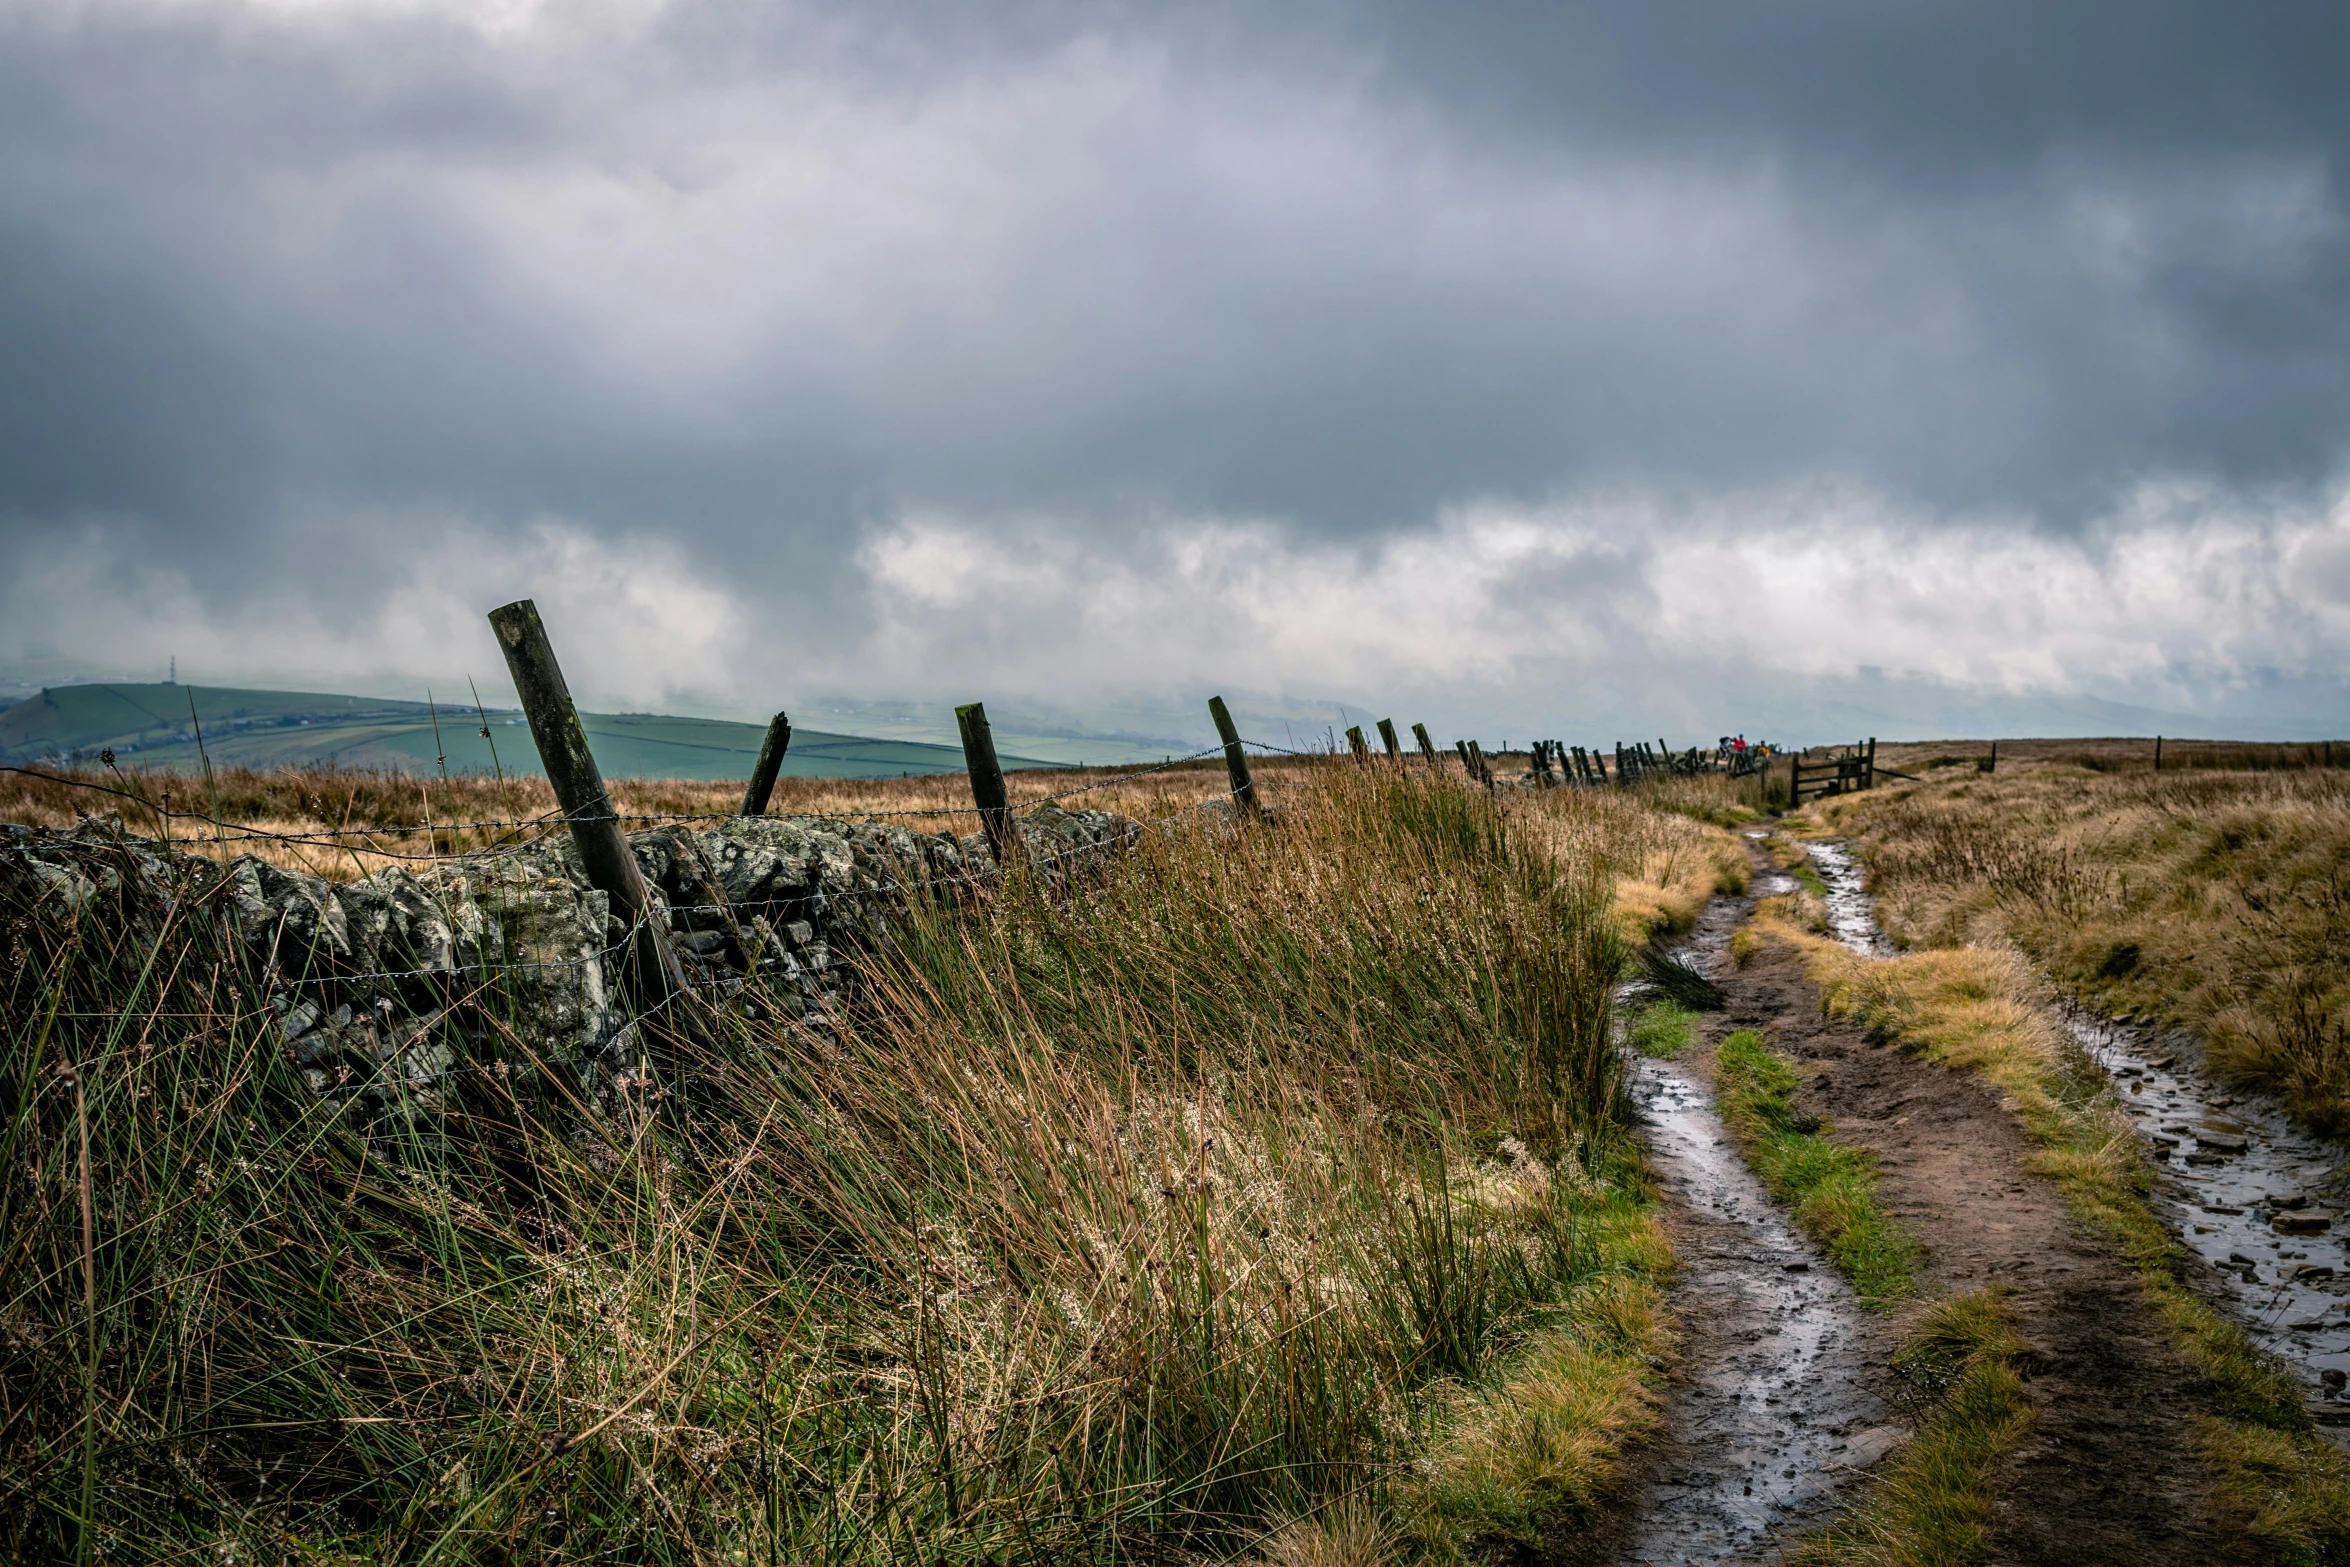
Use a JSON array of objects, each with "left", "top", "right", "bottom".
[
  {"left": 1627, "top": 998, "right": 1697, "bottom": 1059},
  {"left": 1713, "top": 1029, "right": 1918, "bottom": 1305},
  {"left": 1788, "top": 1289, "right": 2036, "bottom": 1567}
]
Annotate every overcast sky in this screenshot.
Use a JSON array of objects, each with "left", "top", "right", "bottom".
[{"left": 3, "top": 0, "right": 2348, "bottom": 740}]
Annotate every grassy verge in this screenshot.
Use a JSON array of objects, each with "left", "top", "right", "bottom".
[
  {"left": 1788, "top": 1289, "right": 2036, "bottom": 1567},
  {"left": 1809, "top": 762, "right": 2350, "bottom": 1134},
  {"left": 1711, "top": 1030, "right": 1918, "bottom": 1304},
  {"left": 1766, "top": 921, "right": 2350, "bottom": 1563},
  {"left": 3, "top": 763, "right": 1690, "bottom": 1564}
]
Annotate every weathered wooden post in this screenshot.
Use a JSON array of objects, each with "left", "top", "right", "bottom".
[
  {"left": 2154, "top": 735, "right": 2164, "bottom": 772},
  {"left": 1345, "top": 725, "right": 1371, "bottom": 763},
  {"left": 955, "top": 702, "right": 1020, "bottom": 869},
  {"left": 1864, "top": 736, "right": 1877, "bottom": 790},
  {"left": 488, "top": 600, "right": 693, "bottom": 1031},
  {"left": 1413, "top": 722, "right": 1441, "bottom": 768},
  {"left": 1455, "top": 739, "right": 1475, "bottom": 776},
  {"left": 740, "top": 712, "right": 793, "bottom": 815},
  {"left": 1467, "top": 740, "right": 1493, "bottom": 789},
  {"left": 1207, "top": 695, "right": 1258, "bottom": 815},
  {"left": 1377, "top": 718, "right": 1402, "bottom": 764}
]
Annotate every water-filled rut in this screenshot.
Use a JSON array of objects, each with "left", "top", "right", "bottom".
[{"left": 1618, "top": 867, "right": 1896, "bottom": 1564}]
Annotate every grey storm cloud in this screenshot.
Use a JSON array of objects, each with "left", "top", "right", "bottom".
[{"left": 1, "top": 0, "right": 2346, "bottom": 732}]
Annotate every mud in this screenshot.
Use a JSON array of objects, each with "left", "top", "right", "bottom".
[
  {"left": 1614, "top": 863, "right": 1897, "bottom": 1565},
  {"left": 1784, "top": 836, "right": 2232, "bottom": 1561}
]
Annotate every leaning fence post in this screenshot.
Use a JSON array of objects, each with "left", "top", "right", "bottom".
[
  {"left": 1208, "top": 695, "right": 1258, "bottom": 815},
  {"left": 1345, "top": 725, "right": 1370, "bottom": 763},
  {"left": 1377, "top": 718, "right": 1402, "bottom": 764},
  {"left": 488, "top": 599, "right": 692, "bottom": 1033},
  {"left": 740, "top": 712, "right": 793, "bottom": 815},
  {"left": 956, "top": 702, "right": 1021, "bottom": 869},
  {"left": 1413, "top": 722, "right": 1441, "bottom": 768},
  {"left": 1467, "top": 740, "right": 1493, "bottom": 789}
]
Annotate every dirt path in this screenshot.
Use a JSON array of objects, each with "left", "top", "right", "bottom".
[
  {"left": 1614, "top": 832, "right": 2237, "bottom": 1564},
  {"left": 1610, "top": 887, "right": 1900, "bottom": 1565}
]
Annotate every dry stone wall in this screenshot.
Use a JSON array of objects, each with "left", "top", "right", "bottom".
[{"left": 3, "top": 804, "right": 1135, "bottom": 1131}]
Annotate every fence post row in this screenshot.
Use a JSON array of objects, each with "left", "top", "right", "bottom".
[
  {"left": 1413, "top": 722, "right": 1441, "bottom": 768},
  {"left": 955, "top": 702, "right": 1021, "bottom": 868},
  {"left": 487, "top": 599, "right": 694, "bottom": 1035},
  {"left": 1376, "top": 718, "right": 1402, "bottom": 763},
  {"left": 740, "top": 712, "right": 793, "bottom": 816},
  {"left": 1208, "top": 694, "right": 1259, "bottom": 815}
]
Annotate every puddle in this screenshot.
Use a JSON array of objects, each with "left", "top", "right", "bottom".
[
  {"left": 1623, "top": 875, "right": 1896, "bottom": 1562},
  {"left": 1800, "top": 835, "right": 2350, "bottom": 1426},
  {"left": 2070, "top": 1013, "right": 2350, "bottom": 1425},
  {"left": 1795, "top": 838, "right": 1890, "bottom": 957}
]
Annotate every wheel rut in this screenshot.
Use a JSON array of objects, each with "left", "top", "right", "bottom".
[{"left": 1614, "top": 829, "right": 2234, "bottom": 1565}]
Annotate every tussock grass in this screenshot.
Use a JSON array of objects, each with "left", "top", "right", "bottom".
[
  {"left": 1711, "top": 1030, "right": 1918, "bottom": 1304},
  {"left": 1512, "top": 782, "right": 1749, "bottom": 943},
  {"left": 1787, "top": 1289, "right": 2035, "bottom": 1567},
  {"left": 1812, "top": 760, "right": 2350, "bottom": 1133},
  {"left": 1, "top": 762, "right": 1679, "bottom": 1562},
  {"left": 1765, "top": 920, "right": 2350, "bottom": 1563}
]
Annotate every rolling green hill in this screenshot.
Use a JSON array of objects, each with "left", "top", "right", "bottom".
[{"left": 0, "top": 684, "right": 1062, "bottom": 780}]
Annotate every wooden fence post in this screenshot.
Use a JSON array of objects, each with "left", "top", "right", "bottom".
[
  {"left": 1413, "top": 722, "right": 1441, "bottom": 768},
  {"left": 1208, "top": 695, "right": 1258, "bottom": 815},
  {"left": 1467, "top": 740, "right": 1492, "bottom": 789},
  {"left": 740, "top": 712, "right": 793, "bottom": 815},
  {"left": 2154, "top": 735, "right": 2163, "bottom": 772},
  {"left": 1455, "top": 739, "right": 1475, "bottom": 776},
  {"left": 1377, "top": 718, "right": 1402, "bottom": 763},
  {"left": 1346, "top": 725, "right": 1370, "bottom": 763},
  {"left": 956, "top": 702, "right": 1021, "bottom": 868},
  {"left": 1865, "top": 735, "right": 1877, "bottom": 791},
  {"left": 488, "top": 600, "right": 692, "bottom": 1032}
]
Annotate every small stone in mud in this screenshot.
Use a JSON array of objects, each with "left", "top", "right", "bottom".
[
  {"left": 2204, "top": 1204, "right": 2246, "bottom": 1215},
  {"left": 2276, "top": 1212, "right": 2336, "bottom": 1236},
  {"left": 2187, "top": 1152, "right": 2229, "bottom": 1166},
  {"left": 2323, "top": 1368, "right": 2346, "bottom": 1397},
  {"left": 2196, "top": 1129, "right": 2251, "bottom": 1153},
  {"left": 1783, "top": 1261, "right": 1812, "bottom": 1272},
  {"left": 2230, "top": 1253, "right": 2259, "bottom": 1266},
  {"left": 2291, "top": 1318, "right": 2329, "bottom": 1331},
  {"left": 2294, "top": 1264, "right": 2335, "bottom": 1282},
  {"left": 2273, "top": 1194, "right": 2311, "bottom": 1211}
]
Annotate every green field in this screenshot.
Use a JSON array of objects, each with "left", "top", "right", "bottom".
[{"left": 0, "top": 683, "right": 1064, "bottom": 780}]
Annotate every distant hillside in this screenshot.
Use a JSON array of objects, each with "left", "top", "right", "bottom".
[{"left": 0, "top": 683, "right": 1063, "bottom": 780}]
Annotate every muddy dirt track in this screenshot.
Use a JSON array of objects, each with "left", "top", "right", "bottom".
[{"left": 1612, "top": 832, "right": 2237, "bottom": 1565}]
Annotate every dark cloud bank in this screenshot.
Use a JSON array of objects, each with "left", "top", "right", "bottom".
[{"left": 2, "top": 0, "right": 2346, "bottom": 742}]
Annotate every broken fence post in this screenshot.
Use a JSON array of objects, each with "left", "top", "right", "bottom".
[
  {"left": 487, "top": 598, "right": 693, "bottom": 1033},
  {"left": 740, "top": 712, "right": 793, "bottom": 815},
  {"left": 1413, "top": 722, "right": 1441, "bottom": 768},
  {"left": 1377, "top": 718, "right": 1402, "bottom": 764},
  {"left": 1346, "top": 725, "right": 1370, "bottom": 763},
  {"left": 1467, "top": 740, "right": 1493, "bottom": 789},
  {"left": 955, "top": 702, "right": 1021, "bottom": 869},
  {"left": 1208, "top": 694, "right": 1259, "bottom": 815}
]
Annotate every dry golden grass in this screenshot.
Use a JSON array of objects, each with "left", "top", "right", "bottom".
[
  {"left": 1810, "top": 757, "right": 2350, "bottom": 1132},
  {"left": 0, "top": 754, "right": 1333, "bottom": 880}
]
